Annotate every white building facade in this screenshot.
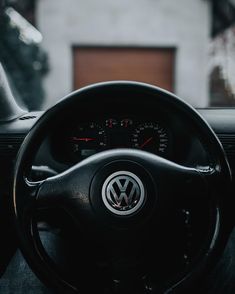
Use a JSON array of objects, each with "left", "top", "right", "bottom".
[{"left": 37, "top": 0, "right": 211, "bottom": 109}]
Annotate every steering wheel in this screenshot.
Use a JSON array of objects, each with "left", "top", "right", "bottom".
[{"left": 12, "top": 81, "right": 233, "bottom": 293}]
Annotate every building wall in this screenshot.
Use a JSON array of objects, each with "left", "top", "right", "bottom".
[
  {"left": 209, "top": 25, "right": 235, "bottom": 105},
  {"left": 209, "top": 26, "right": 235, "bottom": 94},
  {"left": 37, "top": 0, "right": 211, "bottom": 109}
]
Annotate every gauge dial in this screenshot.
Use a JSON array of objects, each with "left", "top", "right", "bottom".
[
  {"left": 121, "top": 118, "right": 133, "bottom": 128},
  {"left": 68, "top": 122, "right": 107, "bottom": 161},
  {"left": 105, "top": 118, "right": 118, "bottom": 128},
  {"left": 132, "top": 122, "right": 169, "bottom": 155}
]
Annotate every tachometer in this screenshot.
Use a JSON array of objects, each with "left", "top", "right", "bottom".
[
  {"left": 131, "top": 122, "right": 169, "bottom": 155},
  {"left": 68, "top": 122, "right": 107, "bottom": 161}
]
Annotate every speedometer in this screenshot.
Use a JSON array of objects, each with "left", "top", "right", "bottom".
[{"left": 131, "top": 122, "right": 169, "bottom": 155}]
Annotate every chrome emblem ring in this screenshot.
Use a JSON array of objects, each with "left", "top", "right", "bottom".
[{"left": 102, "top": 171, "right": 145, "bottom": 216}]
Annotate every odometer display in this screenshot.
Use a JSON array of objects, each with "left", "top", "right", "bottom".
[{"left": 132, "top": 122, "right": 169, "bottom": 155}]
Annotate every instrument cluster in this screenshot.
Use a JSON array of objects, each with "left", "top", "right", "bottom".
[{"left": 55, "top": 117, "right": 171, "bottom": 164}]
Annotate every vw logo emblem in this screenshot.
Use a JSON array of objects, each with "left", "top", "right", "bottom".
[{"left": 102, "top": 171, "right": 145, "bottom": 216}]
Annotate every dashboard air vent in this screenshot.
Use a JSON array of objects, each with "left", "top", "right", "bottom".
[
  {"left": 0, "top": 135, "right": 25, "bottom": 157},
  {"left": 19, "top": 115, "right": 37, "bottom": 120},
  {"left": 217, "top": 134, "right": 235, "bottom": 158}
]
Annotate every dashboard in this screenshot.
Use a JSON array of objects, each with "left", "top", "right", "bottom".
[
  {"left": 51, "top": 118, "right": 170, "bottom": 164},
  {"left": 2, "top": 109, "right": 233, "bottom": 174},
  {"left": 50, "top": 115, "right": 210, "bottom": 168},
  {"left": 62, "top": 118, "right": 169, "bottom": 162}
]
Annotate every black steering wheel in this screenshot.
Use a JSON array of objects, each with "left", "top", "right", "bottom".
[{"left": 12, "top": 82, "right": 233, "bottom": 293}]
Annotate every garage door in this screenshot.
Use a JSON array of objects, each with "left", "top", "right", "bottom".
[{"left": 73, "top": 47, "right": 175, "bottom": 91}]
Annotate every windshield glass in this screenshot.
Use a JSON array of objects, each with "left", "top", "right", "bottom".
[{"left": 1, "top": 0, "right": 235, "bottom": 110}]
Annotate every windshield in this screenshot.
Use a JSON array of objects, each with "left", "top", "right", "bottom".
[{"left": 1, "top": 0, "right": 235, "bottom": 111}]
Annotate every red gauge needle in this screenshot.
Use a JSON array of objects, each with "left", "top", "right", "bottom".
[
  {"left": 70, "top": 137, "right": 95, "bottom": 142},
  {"left": 140, "top": 137, "right": 153, "bottom": 149}
]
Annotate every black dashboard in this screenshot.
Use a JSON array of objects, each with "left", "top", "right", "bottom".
[
  {"left": 0, "top": 108, "right": 235, "bottom": 175},
  {"left": 49, "top": 114, "right": 211, "bottom": 170},
  {"left": 51, "top": 117, "right": 171, "bottom": 164}
]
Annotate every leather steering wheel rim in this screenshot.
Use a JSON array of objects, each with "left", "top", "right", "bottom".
[{"left": 12, "top": 81, "right": 233, "bottom": 293}]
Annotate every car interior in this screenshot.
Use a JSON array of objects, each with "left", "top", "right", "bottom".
[{"left": 1, "top": 1, "right": 235, "bottom": 294}]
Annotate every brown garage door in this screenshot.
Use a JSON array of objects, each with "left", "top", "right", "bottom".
[{"left": 73, "top": 47, "right": 175, "bottom": 91}]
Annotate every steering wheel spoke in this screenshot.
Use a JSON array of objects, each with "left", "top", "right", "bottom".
[
  {"left": 175, "top": 165, "right": 209, "bottom": 200},
  {"left": 35, "top": 176, "right": 67, "bottom": 208},
  {"left": 32, "top": 162, "right": 100, "bottom": 230},
  {"left": 145, "top": 155, "right": 209, "bottom": 203}
]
